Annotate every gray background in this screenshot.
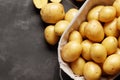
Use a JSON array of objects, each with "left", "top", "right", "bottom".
[{"left": 0, "top": 0, "right": 82, "bottom": 80}]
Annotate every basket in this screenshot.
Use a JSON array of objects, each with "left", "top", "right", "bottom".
[{"left": 58, "top": 0, "right": 119, "bottom": 80}]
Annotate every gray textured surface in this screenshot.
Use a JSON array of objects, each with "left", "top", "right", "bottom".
[
  {"left": 0, "top": 0, "right": 59, "bottom": 80},
  {"left": 0, "top": 0, "right": 81, "bottom": 80}
]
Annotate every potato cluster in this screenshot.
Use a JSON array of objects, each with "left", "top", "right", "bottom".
[
  {"left": 42, "top": 5, "right": 79, "bottom": 45},
  {"left": 61, "top": 0, "right": 120, "bottom": 80}
]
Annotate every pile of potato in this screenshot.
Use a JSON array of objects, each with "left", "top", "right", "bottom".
[{"left": 61, "top": 0, "right": 120, "bottom": 80}]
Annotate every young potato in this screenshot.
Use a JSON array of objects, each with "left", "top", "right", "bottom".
[
  {"left": 68, "top": 30, "right": 83, "bottom": 43},
  {"left": 90, "top": 43, "right": 107, "bottom": 63},
  {"left": 115, "top": 48, "right": 120, "bottom": 55},
  {"left": 50, "top": 0, "right": 61, "bottom": 3},
  {"left": 61, "top": 41, "right": 82, "bottom": 62},
  {"left": 33, "top": 0, "right": 48, "bottom": 9},
  {"left": 118, "top": 36, "right": 120, "bottom": 48},
  {"left": 102, "top": 36, "right": 118, "bottom": 55},
  {"left": 70, "top": 57, "right": 86, "bottom": 76},
  {"left": 103, "top": 54, "right": 120, "bottom": 75},
  {"left": 87, "top": 5, "right": 104, "bottom": 21},
  {"left": 83, "top": 61, "right": 102, "bottom": 80},
  {"left": 84, "top": 20, "right": 104, "bottom": 42},
  {"left": 99, "top": 6, "right": 116, "bottom": 22},
  {"left": 40, "top": 3, "right": 65, "bottom": 24},
  {"left": 81, "top": 40, "right": 92, "bottom": 61},
  {"left": 54, "top": 20, "right": 69, "bottom": 36},
  {"left": 65, "top": 8, "right": 78, "bottom": 22},
  {"left": 113, "top": 0, "right": 120, "bottom": 17},
  {"left": 79, "top": 21, "right": 88, "bottom": 38},
  {"left": 117, "top": 16, "right": 120, "bottom": 30},
  {"left": 104, "top": 18, "right": 119, "bottom": 38},
  {"left": 44, "top": 25, "right": 59, "bottom": 45}
]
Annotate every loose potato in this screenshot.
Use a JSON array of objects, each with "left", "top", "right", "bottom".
[
  {"left": 104, "top": 18, "right": 119, "bottom": 38},
  {"left": 50, "top": 0, "right": 61, "bottom": 3},
  {"left": 84, "top": 20, "right": 104, "bottom": 42},
  {"left": 79, "top": 21, "right": 88, "bottom": 38},
  {"left": 113, "top": 0, "right": 120, "bottom": 17},
  {"left": 68, "top": 30, "right": 82, "bottom": 43},
  {"left": 33, "top": 0, "right": 48, "bottom": 9},
  {"left": 99, "top": 6, "right": 116, "bottom": 22},
  {"left": 81, "top": 40, "right": 92, "bottom": 61},
  {"left": 65, "top": 8, "right": 78, "bottom": 22},
  {"left": 83, "top": 61, "right": 102, "bottom": 80},
  {"left": 61, "top": 41, "right": 82, "bottom": 62},
  {"left": 54, "top": 20, "right": 69, "bottom": 36},
  {"left": 40, "top": 3, "right": 65, "bottom": 24},
  {"left": 87, "top": 5, "right": 104, "bottom": 21},
  {"left": 44, "top": 25, "right": 59, "bottom": 45},
  {"left": 70, "top": 57, "right": 86, "bottom": 76},
  {"left": 102, "top": 36, "right": 118, "bottom": 55},
  {"left": 90, "top": 43, "right": 107, "bottom": 63},
  {"left": 117, "top": 16, "right": 120, "bottom": 30},
  {"left": 103, "top": 54, "right": 120, "bottom": 75}
]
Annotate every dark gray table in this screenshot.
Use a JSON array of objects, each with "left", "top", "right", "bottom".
[{"left": 0, "top": 0, "right": 84, "bottom": 80}]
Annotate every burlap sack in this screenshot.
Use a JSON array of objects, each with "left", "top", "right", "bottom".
[{"left": 58, "top": 0, "right": 120, "bottom": 80}]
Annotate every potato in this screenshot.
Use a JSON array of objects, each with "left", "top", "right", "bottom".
[
  {"left": 87, "top": 5, "right": 104, "bottom": 21},
  {"left": 68, "top": 30, "right": 82, "bottom": 43},
  {"left": 54, "top": 20, "right": 69, "bottom": 36},
  {"left": 40, "top": 3, "right": 65, "bottom": 24},
  {"left": 33, "top": 0, "right": 48, "bottom": 9},
  {"left": 118, "top": 36, "right": 120, "bottom": 48},
  {"left": 84, "top": 20, "right": 104, "bottom": 42},
  {"left": 103, "top": 54, "right": 120, "bottom": 75},
  {"left": 113, "top": 0, "right": 120, "bottom": 17},
  {"left": 70, "top": 57, "right": 85, "bottom": 76},
  {"left": 117, "top": 16, "right": 120, "bottom": 30},
  {"left": 61, "top": 41, "right": 82, "bottom": 62},
  {"left": 50, "top": 0, "right": 61, "bottom": 3},
  {"left": 102, "top": 36, "right": 118, "bottom": 55},
  {"left": 79, "top": 21, "right": 88, "bottom": 38},
  {"left": 99, "top": 6, "right": 116, "bottom": 22},
  {"left": 104, "top": 18, "right": 119, "bottom": 38},
  {"left": 44, "top": 25, "right": 59, "bottom": 45},
  {"left": 83, "top": 61, "right": 102, "bottom": 80},
  {"left": 115, "top": 48, "right": 120, "bottom": 55},
  {"left": 81, "top": 40, "right": 92, "bottom": 61},
  {"left": 65, "top": 8, "right": 78, "bottom": 22},
  {"left": 90, "top": 43, "right": 107, "bottom": 63}
]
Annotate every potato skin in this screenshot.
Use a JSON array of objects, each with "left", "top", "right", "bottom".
[
  {"left": 83, "top": 61, "right": 102, "bottom": 80},
  {"left": 70, "top": 57, "right": 85, "bottom": 76},
  {"left": 40, "top": 3, "right": 65, "bottom": 24},
  {"left": 79, "top": 21, "right": 88, "bottom": 38},
  {"left": 44, "top": 25, "right": 59, "bottom": 45},
  {"left": 104, "top": 18, "right": 119, "bottom": 38},
  {"left": 103, "top": 54, "right": 120, "bottom": 75},
  {"left": 68, "top": 30, "right": 83, "bottom": 43},
  {"left": 102, "top": 36, "right": 118, "bottom": 55},
  {"left": 117, "top": 16, "right": 120, "bottom": 31},
  {"left": 65, "top": 8, "right": 78, "bottom": 22},
  {"left": 61, "top": 41, "right": 82, "bottom": 62},
  {"left": 113, "top": 0, "right": 120, "bottom": 17},
  {"left": 87, "top": 5, "right": 104, "bottom": 21},
  {"left": 84, "top": 20, "right": 104, "bottom": 42},
  {"left": 90, "top": 43, "right": 107, "bottom": 63},
  {"left": 81, "top": 40, "right": 92, "bottom": 61},
  {"left": 99, "top": 6, "right": 116, "bottom": 22},
  {"left": 54, "top": 20, "right": 69, "bottom": 36}
]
